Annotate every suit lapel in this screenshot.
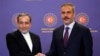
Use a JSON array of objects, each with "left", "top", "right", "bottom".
[
  {"left": 58, "top": 25, "right": 65, "bottom": 49},
  {"left": 67, "top": 22, "right": 80, "bottom": 47},
  {"left": 16, "top": 30, "right": 31, "bottom": 53},
  {"left": 59, "top": 25, "right": 64, "bottom": 40},
  {"left": 29, "top": 32, "right": 34, "bottom": 53}
]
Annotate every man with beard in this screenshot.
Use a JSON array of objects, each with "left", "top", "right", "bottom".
[
  {"left": 6, "top": 13, "right": 42, "bottom": 56},
  {"left": 36, "top": 3, "right": 93, "bottom": 56}
]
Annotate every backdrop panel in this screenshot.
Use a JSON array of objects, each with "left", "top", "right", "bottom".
[{"left": 0, "top": 0, "right": 100, "bottom": 56}]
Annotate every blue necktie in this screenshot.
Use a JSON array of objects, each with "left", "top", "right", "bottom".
[{"left": 64, "top": 27, "right": 69, "bottom": 47}]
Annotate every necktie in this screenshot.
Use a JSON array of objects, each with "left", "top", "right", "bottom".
[{"left": 64, "top": 27, "right": 69, "bottom": 47}]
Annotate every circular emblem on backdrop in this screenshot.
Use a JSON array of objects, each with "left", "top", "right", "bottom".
[
  {"left": 44, "top": 13, "right": 57, "bottom": 27},
  {"left": 12, "top": 13, "right": 19, "bottom": 27},
  {"left": 75, "top": 13, "right": 89, "bottom": 26}
]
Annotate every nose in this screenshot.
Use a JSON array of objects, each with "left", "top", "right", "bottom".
[
  {"left": 64, "top": 12, "right": 68, "bottom": 16},
  {"left": 22, "top": 23, "right": 26, "bottom": 27}
]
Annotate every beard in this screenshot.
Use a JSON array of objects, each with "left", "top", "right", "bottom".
[{"left": 19, "top": 29, "right": 29, "bottom": 34}]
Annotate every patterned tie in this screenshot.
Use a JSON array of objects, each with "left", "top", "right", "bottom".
[{"left": 64, "top": 27, "right": 69, "bottom": 47}]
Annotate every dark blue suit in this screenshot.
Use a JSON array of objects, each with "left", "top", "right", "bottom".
[{"left": 46, "top": 22, "right": 93, "bottom": 56}]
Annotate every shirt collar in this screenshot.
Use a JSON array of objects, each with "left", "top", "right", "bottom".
[{"left": 64, "top": 21, "right": 75, "bottom": 29}]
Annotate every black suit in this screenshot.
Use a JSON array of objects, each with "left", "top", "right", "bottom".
[
  {"left": 6, "top": 30, "right": 42, "bottom": 56},
  {"left": 46, "top": 22, "right": 93, "bottom": 56}
]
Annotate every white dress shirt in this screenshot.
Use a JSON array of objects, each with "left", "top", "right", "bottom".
[
  {"left": 22, "top": 32, "right": 33, "bottom": 52},
  {"left": 63, "top": 21, "right": 75, "bottom": 38}
]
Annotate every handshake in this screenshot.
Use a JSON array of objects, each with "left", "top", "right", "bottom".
[{"left": 35, "top": 53, "right": 46, "bottom": 56}]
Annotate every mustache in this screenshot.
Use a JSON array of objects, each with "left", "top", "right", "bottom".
[{"left": 63, "top": 16, "right": 69, "bottom": 20}]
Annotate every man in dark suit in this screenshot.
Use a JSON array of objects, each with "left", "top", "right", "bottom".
[
  {"left": 6, "top": 13, "right": 42, "bottom": 56},
  {"left": 36, "top": 3, "right": 93, "bottom": 56}
]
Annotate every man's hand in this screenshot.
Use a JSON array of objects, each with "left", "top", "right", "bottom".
[{"left": 35, "top": 53, "right": 45, "bottom": 56}]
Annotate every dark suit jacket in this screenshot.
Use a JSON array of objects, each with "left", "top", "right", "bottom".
[
  {"left": 46, "top": 22, "right": 93, "bottom": 56},
  {"left": 6, "top": 30, "right": 42, "bottom": 56}
]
